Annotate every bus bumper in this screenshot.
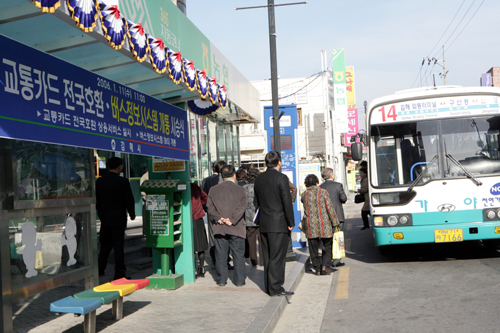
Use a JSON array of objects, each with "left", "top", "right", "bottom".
[{"left": 373, "top": 222, "right": 500, "bottom": 247}]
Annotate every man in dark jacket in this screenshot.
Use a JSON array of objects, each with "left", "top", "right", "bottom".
[
  {"left": 96, "top": 157, "right": 136, "bottom": 279},
  {"left": 201, "top": 160, "right": 227, "bottom": 266},
  {"left": 320, "top": 167, "right": 347, "bottom": 267},
  {"left": 254, "top": 151, "right": 295, "bottom": 297},
  {"left": 207, "top": 165, "right": 247, "bottom": 287}
]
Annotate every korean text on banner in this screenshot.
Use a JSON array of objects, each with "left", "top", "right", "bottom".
[{"left": 332, "top": 49, "right": 349, "bottom": 133}]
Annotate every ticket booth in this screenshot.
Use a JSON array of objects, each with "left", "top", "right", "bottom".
[{"left": 141, "top": 179, "right": 187, "bottom": 289}]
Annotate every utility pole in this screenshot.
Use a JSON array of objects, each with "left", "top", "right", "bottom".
[{"left": 236, "top": 1, "right": 306, "bottom": 155}]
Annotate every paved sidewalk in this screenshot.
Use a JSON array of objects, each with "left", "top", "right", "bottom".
[{"left": 12, "top": 248, "right": 308, "bottom": 333}]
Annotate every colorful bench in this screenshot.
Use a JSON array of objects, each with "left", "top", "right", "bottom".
[
  {"left": 50, "top": 278, "right": 150, "bottom": 332},
  {"left": 50, "top": 296, "right": 102, "bottom": 333}
]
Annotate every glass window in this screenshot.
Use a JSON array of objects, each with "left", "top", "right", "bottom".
[
  {"left": 218, "top": 122, "right": 226, "bottom": 161},
  {"left": 225, "top": 124, "right": 233, "bottom": 165},
  {"left": 189, "top": 113, "right": 200, "bottom": 181},
  {"left": 233, "top": 126, "right": 240, "bottom": 167},
  {"left": 200, "top": 118, "right": 210, "bottom": 180},
  {"left": 10, "top": 212, "right": 90, "bottom": 288},
  {"left": 442, "top": 117, "right": 500, "bottom": 176},
  {"left": 371, "top": 120, "right": 439, "bottom": 187},
  {"left": 208, "top": 118, "right": 218, "bottom": 166},
  {"left": 15, "top": 141, "right": 91, "bottom": 200}
]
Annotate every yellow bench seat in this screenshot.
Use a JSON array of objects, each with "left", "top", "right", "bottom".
[{"left": 93, "top": 282, "right": 136, "bottom": 296}]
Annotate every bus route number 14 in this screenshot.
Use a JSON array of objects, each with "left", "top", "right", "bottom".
[{"left": 378, "top": 105, "right": 398, "bottom": 122}]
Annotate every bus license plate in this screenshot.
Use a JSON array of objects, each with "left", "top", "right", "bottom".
[{"left": 434, "top": 229, "right": 463, "bottom": 243}]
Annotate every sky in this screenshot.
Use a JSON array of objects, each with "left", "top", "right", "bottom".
[{"left": 187, "top": 0, "right": 500, "bottom": 109}]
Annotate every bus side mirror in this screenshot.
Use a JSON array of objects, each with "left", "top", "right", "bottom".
[{"left": 351, "top": 142, "right": 363, "bottom": 161}]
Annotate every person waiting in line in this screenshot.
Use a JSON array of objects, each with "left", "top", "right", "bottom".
[
  {"left": 191, "top": 182, "right": 209, "bottom": 278},
  {"left": 243, "top": 168, "right": 264, "bottom": 266},
  {"left": 201, "top": 160, "right": 227, "bottom": 267},
  {"left": 358, "top": 167, "right": 370, "bottom": 230},
  {"left": 207, "top": 165, "right": 247, "bottom": 287},
  {"left": 236, "top": 168, "right": 247, "bottom": 186},
  {"left": 320, "top": 167, "right": 347, "bottom": 267},
  {"left": 301, "top": 174, "right": 339, "bottom": 276}
]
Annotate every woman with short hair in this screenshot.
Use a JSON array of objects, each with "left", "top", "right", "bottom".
[{"left": 301, "top": 174, "right": 339, "bottom": 275}]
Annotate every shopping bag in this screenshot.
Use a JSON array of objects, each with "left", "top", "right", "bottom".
[{"left": 332, "top": 228, "right": 345, "bottom": 259}]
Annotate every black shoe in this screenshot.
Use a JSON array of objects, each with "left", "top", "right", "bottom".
[
  {"left": 235, "top": 282, "right": 246, "bottom": 287},
  {"left": 333, "top": 262, "right": 346, "bottom": 267},
  {"left": 271, "top": 290, "right": 294, "bottom": 297},
  {"left": 197, "top": 268, "right": 205, "bottom": 278},
  {"left": 216, "top": 282, "right": 226, "bottom": 287},
  {"left": 361, "top": 226, "right": 369, "bottom": 230},
  {"left": 316, "top": 270, "right": 330, "bottom": 276},
  {"left": 228, "top": 264, "right": 234, "bottom": 270}
]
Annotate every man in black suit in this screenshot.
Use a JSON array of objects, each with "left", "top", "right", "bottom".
[
  {"left": 254, "top": 151, "right": 295, "bottom": 297},
  {"left": 320, "top": 167, "right": 347, "bottom": 267},
  {"left": 96, "top": 157, "right": 136, "bottom": 279},
  {"left": 207, "top": 165, "right": 247, "bottom": 287}
]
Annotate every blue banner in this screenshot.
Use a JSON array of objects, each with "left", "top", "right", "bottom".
[{"left": 0, "top": 34, "right": 189, "bottom": 160}]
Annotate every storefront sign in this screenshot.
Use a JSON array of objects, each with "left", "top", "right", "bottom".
[
  {"left": 153, "top": 157, "right": 185, "bottom": 172},
  {"left": 332, "top": 48, "right": 349, "bottom": 133},
  {"left": 0, "top": 34, "right": 189, "bottom": 160}
]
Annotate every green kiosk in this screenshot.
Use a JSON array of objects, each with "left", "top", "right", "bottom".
[{"left": 141, "top": 179, "right": 188, "bottom": 289}]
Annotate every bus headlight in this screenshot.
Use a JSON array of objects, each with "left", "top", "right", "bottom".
[
  {"left": 496, "top": 209, "right": 500, "bottom": 219},
  {"left": 487, "top": 210, "right": 496, "bottom": 220},
  {"left": 387, "top": 216, "right": 398, "bottom": 226},
  {"left": 374, "top": 216, "right": 384, "bottom": 227},
  {"left": 399, "top": 215, "right": 409, "bottom": 225}
]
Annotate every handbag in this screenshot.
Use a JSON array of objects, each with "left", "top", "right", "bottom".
[
  {"left": 354, "top": 193, "right": 365, "bottom": 204},
  {"left": 332, "top": 227, "right": 345, "bottom": 259}
]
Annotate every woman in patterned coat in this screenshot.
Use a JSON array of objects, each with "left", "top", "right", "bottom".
[{"left": 301, "top": 174, "right": 339, "bottom": 275}]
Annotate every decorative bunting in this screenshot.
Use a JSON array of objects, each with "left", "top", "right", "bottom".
[
  {"left": 218, "top": 84, "right": 227, "bottom": 109},
  {"left": 99, "top": 4, "right": 128, "bottom": 50},
  {"left": 187, "top": 99, "right": 219, "bottom": 117},
  {"left": 67, "top": 0, "right": 99, "bottom": 32},
  {"left": 127, "top": 21, "right": 149, "bottom": 62},
  {"left": 167, "top": 48, "right": 182, "bottom": 85},
  {"left": 182, "top": 59, "right": 197, "bottom": 92},
  {"left": 29, "top": 0, "right": 231, "bottom": 108},
  {"left": 196, "top": 70, "right": 208, "bottom": 99},
  {"left": 148, "top": 37, "right": 167, "bottom": 74},
  {"left": 32, "top": 0, "right": 60, "bottom": 13},
  {"left": 208, "top": 77, "right": 219, "bottom": 104}
]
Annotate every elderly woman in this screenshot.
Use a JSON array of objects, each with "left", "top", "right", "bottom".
[{"left": 301, "top": 174, "right": 339, "bottom": 276}]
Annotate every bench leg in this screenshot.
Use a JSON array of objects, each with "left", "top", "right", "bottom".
[
  {"left": 83, "top": 310, "right": 96, "bottom": 333},
  {"left": 112, "top": 297, "right": 123, "bottom": 320}
]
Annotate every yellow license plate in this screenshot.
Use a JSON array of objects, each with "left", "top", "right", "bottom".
[{"left": 434, "top": 229, "right": 463, "bottom": 243}]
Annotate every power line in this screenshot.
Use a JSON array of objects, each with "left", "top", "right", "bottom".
[
  {"left": 432, "top": 0, "right": 478, "bottom": 59},
  {"left": 260, "top": 71, "right": 324, "bottom": 101},
  {"left": 446, "top": 0, "right": 485, "bottom": 50},
  {"left": 426, "top": 0, "right": 467, "bottom": 58}
]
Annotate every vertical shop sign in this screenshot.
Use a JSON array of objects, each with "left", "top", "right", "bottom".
[
  {"left": 345, "top": 66, "right": 355, "bottom": 107},
  {"left": 344, "top": 108, "right": 359, "bottom": 146},
  {"left": 332, "top": 49, "right": 349, "bottom": 133}
]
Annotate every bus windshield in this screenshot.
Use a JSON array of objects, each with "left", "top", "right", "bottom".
[{"left": 370, "top": 115, "right": 500, "bottom": 188}]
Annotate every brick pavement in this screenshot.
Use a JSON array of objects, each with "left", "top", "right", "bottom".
[{"left": 13, "top": 249, "right": 308, "bottom": 333}]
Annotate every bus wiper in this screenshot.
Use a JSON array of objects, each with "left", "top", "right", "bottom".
[
  {"left": 445, "top": 154, "right": 483, "bottom": 186},
  {"left": 407, "top": 155, "right": 438, "bottom": 192}
]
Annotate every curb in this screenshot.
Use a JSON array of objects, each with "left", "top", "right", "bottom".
[{"left": 245, "top": 251, "right": 309, "bottom": 333}]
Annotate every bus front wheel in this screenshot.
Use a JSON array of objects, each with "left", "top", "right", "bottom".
[{"left": 482, "top": 239, "right": 500, "bottom": 251}]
